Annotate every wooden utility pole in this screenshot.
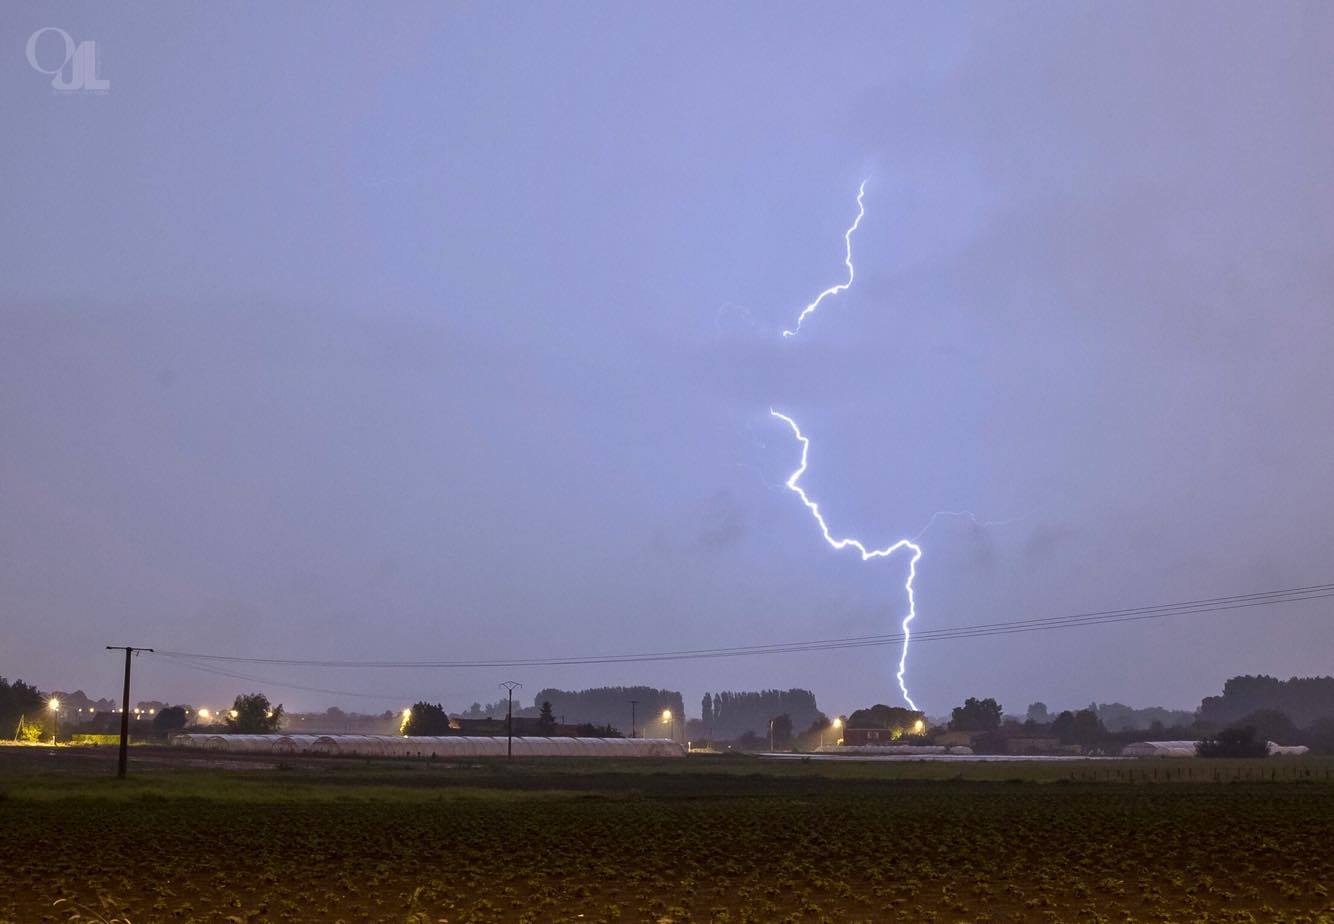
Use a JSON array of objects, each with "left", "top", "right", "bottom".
[
  {"left": 499, "top": 681, "right": 522, "bottom": 759},
  {"left": 629, "top": 700, "right": 638, "bottom": 739},
  {"left": 106, "top": 646, "right": 153, "bottom": 779}
]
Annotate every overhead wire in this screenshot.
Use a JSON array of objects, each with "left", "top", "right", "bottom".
[{"left": 149, "top": 581, "right": 1334, "bottom": 670}]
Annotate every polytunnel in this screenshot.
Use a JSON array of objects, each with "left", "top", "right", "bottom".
[
  {"left": 1121, "top": 740, "right": 1199, "bottom": 757},
  {"left": 175, "top": 734, "right": 686, "bottom": 757}
]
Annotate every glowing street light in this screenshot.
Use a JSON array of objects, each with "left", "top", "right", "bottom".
[
  {"left": 197, "top": 708, "right": 211, "bottom": 721},
  {"left": 913, "top": 718, "right": 926, "bottom": 735},
  {"left": 661, "top": 709, "right": 674, "bottom": 744},
  {"left": 48, "top": 698, "right": 60, "bottom": 744},
  {"left": 823, "top": 716, "right": 844, "bottom": 749}
]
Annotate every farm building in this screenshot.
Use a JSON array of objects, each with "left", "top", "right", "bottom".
[{"left": 173, "top": 734, "right": 684, "bottom": 758}]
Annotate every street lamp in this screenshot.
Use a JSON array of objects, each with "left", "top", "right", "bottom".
[
  {"left": 48, "top": 698, "right": 60, "bottom": 744},
  {"left": 661, "top": 708, "right": 673, "bottom": 743},
  {"left": 822, "top": 716, "right": 843, "bottom": 749}
]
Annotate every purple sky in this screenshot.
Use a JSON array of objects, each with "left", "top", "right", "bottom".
[{"left": 3, "top": 4, "right": 1332, "bottom": 718}]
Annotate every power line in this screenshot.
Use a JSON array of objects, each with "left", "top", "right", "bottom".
[{"left": 148, "top": 581, "right": 1334, "bottom": 670}]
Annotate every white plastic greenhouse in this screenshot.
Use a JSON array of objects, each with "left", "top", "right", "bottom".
[
  {"left": 173, "top": 734, "right": 684, "bottom": 758},
  {"left": 1121, "top": 740, "right": 1200, "bottom": 757}
]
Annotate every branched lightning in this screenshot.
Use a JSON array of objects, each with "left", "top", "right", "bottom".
[
  {"left": 770, "top": 409, "right": 923, "bottom": 710},
  {"left": 780, "top": 180, "right": 867, "bottom": 338},
  {"left": 772, "top": 178, "right": 937, "bottom": 710}
]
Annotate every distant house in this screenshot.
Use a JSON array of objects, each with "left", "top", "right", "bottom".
[
  {"left": 1001, "top": 734, "right": 1063, "bottom": 755},
  {"left": 842, "top": 727, "right": 902, "bottom": 747}
]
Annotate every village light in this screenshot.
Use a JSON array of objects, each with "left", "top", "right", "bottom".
[
  {"left": 229, "top": 709, "right": 239, "bottom": 719},
  {"left": 198, "top": 708, "right": 211, "bottom": 720},
  {"left": 913, "top": 718, "right": 925, "bottom": 734}
]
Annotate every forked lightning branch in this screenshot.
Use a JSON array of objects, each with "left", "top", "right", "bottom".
[{"left": 772, "top": 179, "right": 924, "bottom": 710}]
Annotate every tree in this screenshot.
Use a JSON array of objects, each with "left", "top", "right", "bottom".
[
  {"left": 701, "top": 693, "right": 713, "bottom": 726},
  {"left": 847, "top": 704, "right": 923, "bottom": 738},
  {"left": 950, "top": 697, "right": 1002, "bottom": 732},
  {"left": 1, "top": 677, "right": 46, "bottom": 738},
  {"left": 533, "top": 686, "right": 684, "bottom": 735},
  {"left": 537, "top": 700, "right": 556, "bottom": 734},
  {"left": 402, "top": 701, "right": 451, "bottom": 736},
  {"left": 225, "top": 693, "right": 283, "bottom": 734},
  {"left": 1200, "top": 675, "right": 1334, "bottom": 728},
  {"left": 1026, "top": 702, "right": 1050, "bottom": 724},
  {"left": 574, "top": 723, "right": 623, "bottom": 737},
  {"left": 706, "top": 689, "right": 821, "bottom": 738},
  {"left": 1197, "top": 725, "right": 1268, "bottom": 758},
  {"left": 1304, "top": 717, "right": 1334, "bottom": 755},
  {"left": 153, "top": 705, "right": 188, "bottom": 734},
  {"left": 1052, "top": 709, "right": 1105, "bottom": 746},
  {"left": 1231, "top": 709, "right": 1299, "bottom": 745}
]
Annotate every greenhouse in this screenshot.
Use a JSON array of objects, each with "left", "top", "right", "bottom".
[
  {"left": 173, "top": 734, "right": 685, "bottom": 758},
  {"left": 1121, "top": 740, "right": 1200, "bottom": 757}
]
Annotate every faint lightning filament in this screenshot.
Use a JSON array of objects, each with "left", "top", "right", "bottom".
[{"left": 780, "top": 180, "right": 866, "bottom": 338}]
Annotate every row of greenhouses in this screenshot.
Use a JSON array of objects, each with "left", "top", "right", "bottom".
[{"left": 172, "top": 733, "right": 685, "bottom": 757}]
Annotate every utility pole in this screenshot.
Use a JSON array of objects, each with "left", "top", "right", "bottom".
[
  {"left": 106, "top": 646, "right": 153, "bottom": 779},
  {"left": 629, "top": 700, "right": 638, "bottom": 739},
  {"left": 499, "top": 681, "right": 522, "bottom": 759}
]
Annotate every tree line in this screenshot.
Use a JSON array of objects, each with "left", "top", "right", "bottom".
[{"left": 701, "top": 689, "right": 821, "bottom": 738}]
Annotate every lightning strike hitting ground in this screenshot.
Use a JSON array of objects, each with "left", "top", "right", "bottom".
[
  {"left": 770, "top": 409, "right": 923, "bottom": 710},
  {"left": 780, "top": 180, "right": 867, "bottom": 338}
]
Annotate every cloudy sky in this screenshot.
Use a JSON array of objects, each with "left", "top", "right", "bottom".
[{"left": 3, "top": 3, "right": 1331, "bottom": 718}]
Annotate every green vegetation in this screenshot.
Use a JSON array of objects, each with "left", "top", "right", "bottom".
[
  {"left": 2, "top": 751, "right": 1333, "bottom": 922},
  {"left": 226, "top": 692, "right": 283, "bottom": 734},
  {"left": 402, "top": 701, "right": 450, "bottom": 736}
]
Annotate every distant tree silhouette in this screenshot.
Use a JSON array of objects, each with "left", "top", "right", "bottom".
[
  {"left": 706, "top": 690, "right": 821, "bottom": 738},
  {"left": 1200, "top": 675, "right": 1334, "bottom": 728},
  {"left": 574, "top": 723, "right": 623, "bottom": 738},
  {"left": 1304, "top": 717, "right": 1334, "bottom": 755},
  {"left": 1052, "top": 709, "right": 1105, "bottom": 746},
  {"left": 0, "top": 677, "right": 45, "bottom": 738},
  {"left": 534, "top": 687, "right": 683, "bottom": 734},
  {"left": 537, "top": 700, "right": 556, "bottom": 734},
  {"left": 1230, "top": 709, "right": 1299, "bottom": 745},
  {"left": 153, "top": 705, "right": 188, "bottom": 734},
  {"left": 1197, "top": 725, "right": 1267, "bottom": 758},
  {"left": 950, "top": 697, "right": 1003, "bottom": 732},
  {"left": 848, "top": 704, "right": 923, "bottom": 735},
  {"left": 1026, "top": 702, "right": 1050, "bottom": 724},
  {"left": 226, "top": 693, "right": 283, "bottom": 733},
  {"left": 403, "top": 701, "right": 451, "bottom": 736},
  {"left": 701, "top": 693, "right": 714, "bottom": 727}
]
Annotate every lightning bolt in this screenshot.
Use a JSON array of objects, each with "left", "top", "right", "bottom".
[
  {"left": 769, "top": 409, "right": 922, "bottom": 710},
  {"left": 772, "top": 178, "right": 928, "bottom": 709},
  {"left": 780, "top": 180, "right": 867, "bottom": 338}
]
